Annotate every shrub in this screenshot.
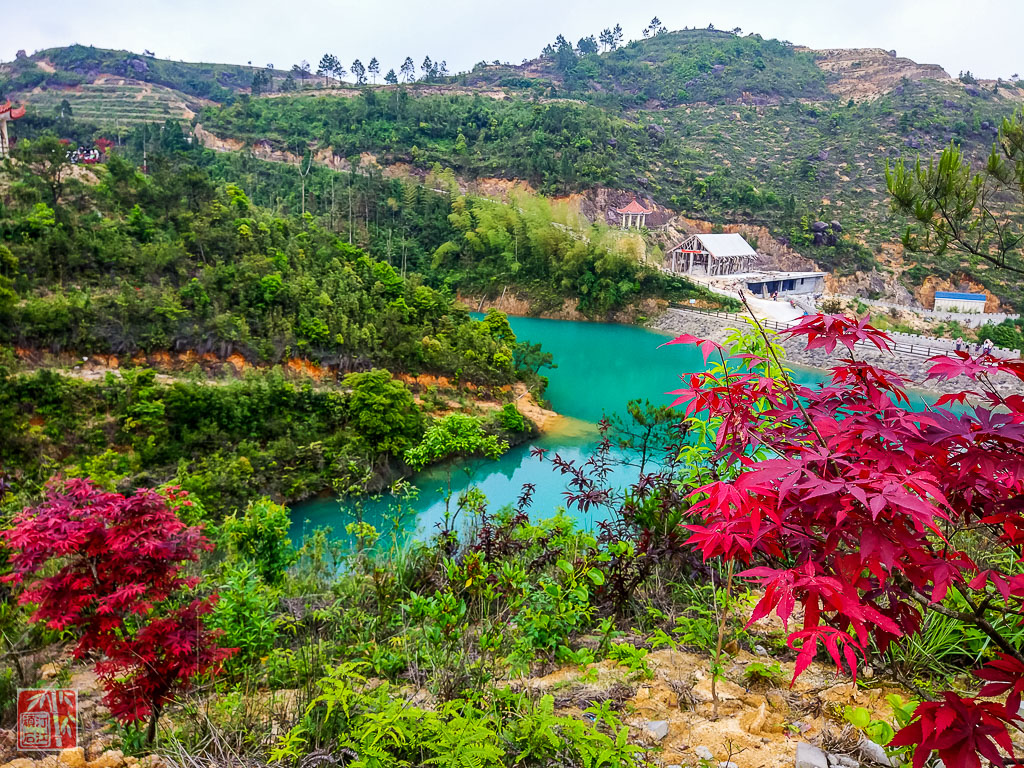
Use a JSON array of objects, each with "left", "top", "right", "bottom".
[
  {"left": 1, "top": 481, "right": 232, "bottom": 742},
  {"left": 672, "top": 312, "right": 1024, "bottom": 768},
  {"left": 222, "top": 497, "right": 296, "bottom": 584}
]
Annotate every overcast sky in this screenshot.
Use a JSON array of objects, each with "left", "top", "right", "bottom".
[{"left": 4, "top": 0, "right": 1023, "bottom": 81}]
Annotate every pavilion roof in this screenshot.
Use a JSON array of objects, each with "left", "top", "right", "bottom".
[{"left": 615, "top": 199, "right": 653, "bottom": 215}]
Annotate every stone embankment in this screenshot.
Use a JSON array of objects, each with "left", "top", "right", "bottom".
[{"left": 651, "top": 309, "right": 1024, "bottom": 397}]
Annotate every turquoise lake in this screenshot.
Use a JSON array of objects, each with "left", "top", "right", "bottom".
[{"left": 289, "top": 316, "right": 923, "bottom": 543}]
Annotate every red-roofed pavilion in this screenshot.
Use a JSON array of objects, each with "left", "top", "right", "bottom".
[{"left": 615, "top": 198, "right": 653, "bottom": 229}]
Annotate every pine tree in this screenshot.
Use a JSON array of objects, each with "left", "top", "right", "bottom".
[
  {"left": 352, "top": 59, "right": 367, "bottom": 85},
  {"left": 384, "top": 68, "right": 398, "bottom": 85},
  {"left": 400, "top": 57, "right": 416, "bottom": 82},
  {"left": 317, "top": 54, "right": 337, "bottom": 85},
  {"left": 577, "top": 35, "right": 598, "bottom": 55},
  {"left": 368, "top": 57, "right": 380, "bottom": 83},
  {"left": 612, "top": 24, "right": 624, "bottom": 48}
]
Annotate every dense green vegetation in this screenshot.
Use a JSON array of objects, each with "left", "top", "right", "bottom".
[
  {"left": 0, "top": 359, "right": 539, "bottom": 514},
  {"left": 9, "top": 29, "right": 1024, "bottom": 303},
  {"left": 199, "top": 90, "right": 638, "bottom": 194},
  {"left": 2, "top": 135, "right": 563, "bottom": 371},
  {"left": 191, "top": 74, "right": 1022, "bottom": 299},
  {"left": 471, "top": 29, "right": 829, "bottom": 107}
]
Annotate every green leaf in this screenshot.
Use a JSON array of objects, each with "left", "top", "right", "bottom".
[{"left": 844, "top": 705, "right": 871, "bottom": 729}]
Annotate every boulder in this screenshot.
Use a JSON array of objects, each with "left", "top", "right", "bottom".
[
  {"left": 695, "top": 746, "right": 715, "bottom": 761},
  {"left": 830, "top": 220, "right": 842, "bottom": 232},
  {"left": 810, "top": 221, "right": 829, "bottom": 233}
]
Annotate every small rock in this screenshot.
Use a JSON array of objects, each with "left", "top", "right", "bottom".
[
  {"left": 857, "top": 738, "right": 893, "bottom": 767},
  {"left": 754, "top": 644, "right": 769, "bottom": 656},
  {"left": 796, "top": 742, "right": 828, "bottom": 768},
  {"left": 861, "top": 665, "right": 873, "bottom": 680},
  {"left": 695, "top": 746, "right": 715, "bottom": 761},
  {"left": 643, "top": 720, "right": 669, "bottom": 742},
  {"left": 826, "top": 754, "right": 859, "bottom": 768},
  {"left": 39, "top": 662, "right": 62, "bottom": 680},
  {"left": 59, "top": 747, "right": 87, "bottom": 768},
  {"left": 86, "top": 737, "right": 115, "bottom": 761},
  {"left": 742, "top": 702, "right": 768, "bottom": 734},
  {"left": 87, "top": 749, "right": 125, "bottom": 768},
  {"left": 719, "top": 763, "right": 739, "bottom": 768}
]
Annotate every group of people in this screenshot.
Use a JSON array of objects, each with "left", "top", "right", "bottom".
[
  {"left": 954, "top": 336, "right": 996, "bottom": 355},
  {"left": 66, "top": 146, "right": 104, "bottom": 164}
]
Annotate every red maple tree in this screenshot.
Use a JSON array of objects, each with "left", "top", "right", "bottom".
[
  {"left": 670, "top": 313, "right": 1024, "bottom": 768},
  {"left": 2, "top": 480, "right": 233, "bottom": 742}
]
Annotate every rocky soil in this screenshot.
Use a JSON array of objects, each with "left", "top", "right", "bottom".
[
  {"left": 808, "top": 48, "right": 950, "bottom": 102},
  {"left": 0, "top": 643, "right": 907, "bottom": 768}
]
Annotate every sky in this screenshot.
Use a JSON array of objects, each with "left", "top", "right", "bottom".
[{"left": 3, "top": 0, "right": 1023, "bottom": 81}]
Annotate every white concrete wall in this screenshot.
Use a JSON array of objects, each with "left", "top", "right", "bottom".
[{"left": 933, "top": 297, "right": 985, "bottom": 313}]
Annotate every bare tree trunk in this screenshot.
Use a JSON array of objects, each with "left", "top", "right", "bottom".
[{"left": 711, "top": 561, "right": 735, "bottom": 721}]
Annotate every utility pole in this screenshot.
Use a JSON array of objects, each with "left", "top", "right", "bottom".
[{"left": 298, "top": 152, "right": 313, "bottom": 215}]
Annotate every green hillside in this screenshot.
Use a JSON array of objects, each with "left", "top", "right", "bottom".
[
  {"left": 15, "top": 81, "right": 193, "bottom": 125},
  {"left": 6, "top": 30, "right": 1024, "bottom": 305}
]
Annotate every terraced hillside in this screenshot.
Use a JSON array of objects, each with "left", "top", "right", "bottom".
[{"left": 18, "top": 78, "right": 195, "bottom": 125}]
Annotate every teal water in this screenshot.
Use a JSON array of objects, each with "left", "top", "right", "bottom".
[{"left": 288, "top": 317, "right": 864, "bottom": 543}]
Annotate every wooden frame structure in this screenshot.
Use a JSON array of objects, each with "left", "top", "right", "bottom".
[{"left": 666, "top": 233, "right": 758, "bottom": 276}]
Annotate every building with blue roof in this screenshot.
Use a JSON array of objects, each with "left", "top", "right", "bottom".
[{"left": 933, "top": 291, "right": 987, "bottom": 313}]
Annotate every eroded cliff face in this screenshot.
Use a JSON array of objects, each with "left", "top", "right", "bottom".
[
  {"left": 915, "top": 275, "right": 1005, "bottom": 312},
  {"left": 825, "top": 269, "right": 917, "bottom": 305},
  {"left": 809, "top": 47, "right": 950, "bottom": 102}
]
